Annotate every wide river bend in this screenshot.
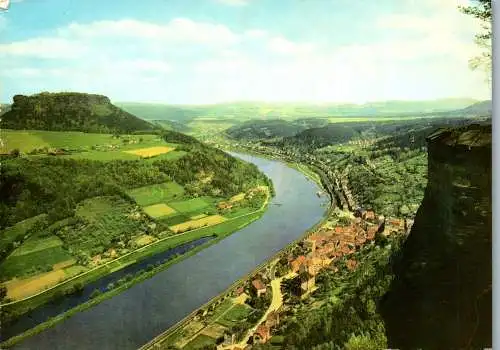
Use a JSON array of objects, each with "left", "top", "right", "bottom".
[{"left": 13, "top": 152, "right": 328, "bottom": 350}]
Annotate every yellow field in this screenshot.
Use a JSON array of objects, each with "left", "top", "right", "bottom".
[
  {"left": 124, "top": 146, "right": 175, "bottom": 158},
  {"left": 143, "top": 203, "right": 176, "bottom": 218},
  {"left": 135, "top": 234, "right": 156, "bottom": 247},
  {"left": 4, "top": 270, "right": 67, "bottom": 300},
  {"left": 169, "top": 215, "right": 227, "bottom": 233},
  {"left": 52, "top": 259, "right": 76, "bottom": 270},
  {"left": 229, "top": 193, "right": 246, "bottom": 202},
  {"left": 191, "top": 214, "right": 207, "bottom": 220}
]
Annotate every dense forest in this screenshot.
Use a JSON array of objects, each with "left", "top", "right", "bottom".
[{"left": 1, "top": 93, "right": 157, "bottom": 134}]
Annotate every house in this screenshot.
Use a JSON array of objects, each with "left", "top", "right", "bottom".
[
  {"left": 235, "top": 286, "right": 245, "bottom": 296},
  {"left": 334, "top": 226, "right": 345, "bottom": 234},
  {"left": 252, "top": 279, "right": 267, "bottom": 297},
  {"left": 299, "top": 265, "right": 315, "bottom": 293},
  {"left": 223, "top": 333, "right": 236, "bottom": 346},
  {"left": 303, "top": 239, "right": 316, "bottom": 253},
  {"left": 289, "top": 255, "right": 307, "bottom": 273},
  {"left": 265, "top": 310, "right": 280, "bottom": 329},
  {"left": 354, "top": 207, "right": 366, "bottom": 218},
  {"left": 253, "top": 324, "right": 270, "bottom": 344},
  {"left": 366, "top": 226, "right": 378, "bottom": 240},
  {"left": 217, "top": 201, "right": 233, "bottom": 210},
  {"left": 346, "top": 259, "right": 358, "bottom": 271},
  {"left": 355, "top": 235, "right": 367, "bottom": 246},
  {"left": 364, "top": 210, "right": 376, "bottom": 221}
]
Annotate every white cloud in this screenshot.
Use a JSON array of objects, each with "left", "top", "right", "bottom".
[
  {"left": 0, "top": 37, "right": 87, "bottom": 58},
  {"left": 215, "top": 0, "right": 248, "bottom": 6},
  {"left": 267, "top": 36, "right": 316, "bottom": 56},
  {"left": 59, "top": 18, "right": 239, "bottom": 47},
  {"left": 0, "top": 1, "right": 490, "bottom": 103},
  {"left": 245, "top": 29, "right": 268, "bottom": 38}
]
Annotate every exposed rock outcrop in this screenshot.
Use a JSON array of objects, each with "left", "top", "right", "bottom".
[{"left": 380, "top": 123, "right": 492, "bottom": 349}]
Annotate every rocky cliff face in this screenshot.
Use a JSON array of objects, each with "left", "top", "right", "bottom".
[
  {"left": 380, "top": 123, "right": 492, "bottom": 349},
  {"left": 1, "top": 92, "right": 155, "bottom": 134}
]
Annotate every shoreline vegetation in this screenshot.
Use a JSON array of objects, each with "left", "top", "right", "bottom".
[
  {"left": 0, "top": 188, "right": 271, "bottom": 348},
  {"left": 225, "top": 147, "right": 323, "bottom": 188}
]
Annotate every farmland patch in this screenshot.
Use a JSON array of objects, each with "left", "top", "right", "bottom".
[
  {"left": 143, "top": 204, "right": 176, "bottom": 218},
  {"left": 0, "top": 246, "right": 73, "bottom": 280},
  {"left": 4, "top": 269, "right": 67, "bottom": 300},
  {"left": 169, "top": 215, "right": 226, "bottom": 233},
  {"left": 128, "top": 182, "right": 185, "bottom": 207},
  {"left": 168, "top": 197, "right": 212, "bottom": 214},
  {"left": 10, "top": 236, "right": 63, "bottom": 257},
  {"left": 124, "top": 146, "right": 175, "bottom": 158}
]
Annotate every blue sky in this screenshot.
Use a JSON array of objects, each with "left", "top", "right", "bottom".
[{"left": 0, "top": 0, "right": 490, "bottom": 104}]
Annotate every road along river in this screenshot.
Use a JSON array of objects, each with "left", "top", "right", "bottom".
[{"left": 11, "top": 152, "right": 328, "bottom": 350}]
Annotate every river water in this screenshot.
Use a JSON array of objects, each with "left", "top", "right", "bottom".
[{"left": 12, "top": 152, "right": 328, "bottom": 350}]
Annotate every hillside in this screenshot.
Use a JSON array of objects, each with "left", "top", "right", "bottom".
[
  {"left": 116, "top": 102, "right": 201, "bottom": 122},
  {"left": 0, "top": 95, "right": 274, "bottom": 338},
  {"left": 115, "top": 98, "right": 479, "bottom": 124},
  {"left": 459, "top": 100, "right": 492, "bottom": 116},
  {"left": 1, "top": 93, "right": 156, "bottom": 134},
  {"left": 380, "top": 124, "right": 492, "bottom": 349},
  {"left": 225, "top": 119, "right": 307, "bottom": 140},
  {"left": 279, "top": 124, "right": 360, "bottom": 148},
  {"left": 0, "top": 103, "right": 10, "bottom": 116}
]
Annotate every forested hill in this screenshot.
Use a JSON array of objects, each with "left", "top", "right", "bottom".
[{"left": 1, "top": 92, "right": 156, "bottom": 134}]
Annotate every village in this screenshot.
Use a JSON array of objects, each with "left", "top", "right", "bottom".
[{"left": 157, "top": 207, "right": 412, "bottom": 350}]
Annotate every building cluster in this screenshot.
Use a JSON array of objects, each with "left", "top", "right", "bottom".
[{"left": 222, "top": 208, "right": 410, "bottom": 349}]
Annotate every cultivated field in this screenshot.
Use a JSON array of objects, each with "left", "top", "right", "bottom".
[
  {"left": 0, "top": 214, "right": 48, "bottom": 255},
  {"left": 143, "top": 204, "right": 177, "bottom": 218},
  {"left": 124, "top": 146, "right": 175, "bottom": 158},
  {"left": 128, "top": 182, "right": 185, "bottom": 207},
  {"left": 10, "top": 236, "right": 64, "bottom": 257},
  {"left": 0, "top": 245, "right": 73, "bottom": 280},
  {"left": 200, "top": 323, "right": 227, "bottom": 339},
  {"left": 190, "top": 214, "right": 207, "bottom": 220},
  {"left": 216, "top": 304, "right": 253, "bottom": 328},
  {"left": 183, "top": 334, "right": 216, "bottom": 350},
  {"left": 4, "top": 270, "right": 67, "bottom": 300},
  {"left": 134, "top": 235, "right": 156, "bottom": 247},
  {"left": 229, "top": 193, "right": 246, "bottom": 202},
  {"left": 168, "top": 197, "right": 213, "bottom": 214},
  {"left": 0, "top": 130, "right": 160, "bottom": 153},
  {"left": 169, "top": 215, "right": 227, "bottom": 233}
]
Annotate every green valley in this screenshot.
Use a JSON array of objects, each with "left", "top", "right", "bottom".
[{"left": 0, "top": 93, "right": 274, "bottom": 344}]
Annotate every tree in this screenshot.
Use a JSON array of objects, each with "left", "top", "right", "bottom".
[
  {"left": 0, "top": 285, "right": 7, "bottom": 301},
  {"left": 459, "top": 0, "right": 492, "bottom": 84},
  {"left": 9, "top": 148, "right": 20, "bottom": 158}
]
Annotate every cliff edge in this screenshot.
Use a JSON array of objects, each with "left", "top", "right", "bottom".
[{"left": 380, "top": 123, "right": 492, "bottom": 349}]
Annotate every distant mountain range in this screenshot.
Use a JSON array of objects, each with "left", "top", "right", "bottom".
[
  {"left": 1, "top": 96, "right": 491, "bottom": 131},
  {"left": 115, "top": 98, "right": 487, "bottom": 122}
]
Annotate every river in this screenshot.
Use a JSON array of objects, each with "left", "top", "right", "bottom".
[{"left": 12, "top": 152, "right": 328, "bottom": 350}]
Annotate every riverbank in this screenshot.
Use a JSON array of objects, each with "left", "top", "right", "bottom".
[
  {"left": 140, "top": 152, "right": 333, "bottom": 350},
  {"left": 1, "top": 191, "right": 271, "bottom": 349},
  {"left": 222, "top": 145, "right": 323, "bottom": 188}
]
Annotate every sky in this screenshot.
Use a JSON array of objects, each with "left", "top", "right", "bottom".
[{"left": 0, "top": 0, "right": 491, "bottom": 104}]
